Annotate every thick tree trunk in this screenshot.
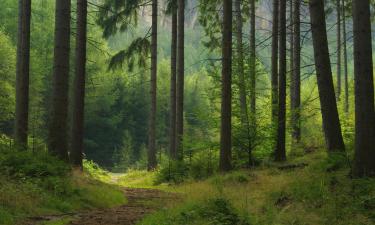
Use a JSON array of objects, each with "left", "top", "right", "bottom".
[
  {"left": 271, "top": 0, "right": 279, "bottom": 127},
  {"left": 219, "top": 0, "right": 232, "bottom": 172},
  {"left": 169, "top": 3, "right": 177, "bottom": 159},
  {"left": 309, "top": 0, "right": 345, "bottom": 152},
  {"left": 235, "top": 0, "right": 249, "bottom": 153},
  {"left": 48, "top": 0, "right": 71, "bottom": 161},
  {"left": 176, "top": 0, "right": 185, "bottom": 160},
  {"left": 70, "top": 0, "right": 87, "bottom": 169},
  {"left": 336, "top": 0, "right": 341, "bottom": 101},
  {"left": 291, "top": 0, "right": 301, "bottom": 143},
  {"left": 352, "top": 0, "right": 375, "bottom": 177},
  {"left": 15, "top": 0, "right": 31, "bottom": 149},
  {"left": 275, "top": 0, "right": 287, "bottom": 162},
  {"left": 342, "top": 0, "right": 349, "bottom": 114},
  {"left": 148, "top": 0, "right": 158, "bottom": 170}
]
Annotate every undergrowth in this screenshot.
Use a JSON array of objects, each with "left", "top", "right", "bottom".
[{"left": 0, "top": 143, "right": 126, "bottom": 225}]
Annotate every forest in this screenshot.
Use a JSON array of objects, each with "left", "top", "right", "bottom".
[{"left": 0, "top": 0, "right": 374, "bottom": 224}]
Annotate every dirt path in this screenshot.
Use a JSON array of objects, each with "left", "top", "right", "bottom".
[
  {"left": 26, "top": 188, "right": 177, "bottom": 225},
  {"left": 69, "top": 188, "right": 175, "bottom": 225}
]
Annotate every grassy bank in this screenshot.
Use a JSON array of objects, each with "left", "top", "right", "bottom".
[
  {"left": 119, "top": 150, "right": 375, "bottom": 225},
  {"left": 0, "top": 148, "right": 126, "bottom": 225}
]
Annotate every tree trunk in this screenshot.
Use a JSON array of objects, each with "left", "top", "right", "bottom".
[
  {"left": 148, "top": 0, "right": 158, "bottom": 170},
  {"left": 291, "top": 0, "right": 301, "bottom": 143},
  {"left": 271, "top": 0, "right": 279, "bottom": 127},
  {"left": 176, "top": 0, "right": 185, "bottom": 160},
  {"left": 235, "top": 0, "right": 249, "bottom": 153},
  {"left": 352, "top": 0, "right": 375, "bottom": 177},
  {"left": 249, "top": 0, "right": 256, "bottom": 166},
  {"left": 48, "top": 0, "right": 71, "bottom": 161},
  {"left": 169, "top": 2, "right": 177, "bottom": 159},
  {"left": 70, "top": 0, "right": 87, "bottom": 169},
  {"left": 342, "top": 0, "right": 349, "bottom": 114},
  {"left": 336, "top": 0, "right": 341, "bottom": 101},
  {"left": 275, "top": 0, "right": 287, "bottom": 162},
  {"left": 309, "top": 0, "right": 345, "bottom": 152},
  {"left": 219, "top": 0, "right": 232, "bottom": 172},
  {"left": 14, "top": 0, "right": 31, "bottom": 149}
]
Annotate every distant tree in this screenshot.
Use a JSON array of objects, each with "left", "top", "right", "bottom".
[
  {"left": 291, "top": 0, "right": 301, "bottom": 143},
  {"left": 275, "top": 0, "right": 287, "bottom": 161},
  {"left": 14, "top": 0, "right": 31, "bottom": 149},
  {"left": 336, "top": 0, "right": 341, "bottom": 101},
  {"left": 219, "top": 0, "right": 232, "bottom": 172},
  {"left": 309, "top": 0, "right": 345, "bottom": 152},
  {"left": 148, "top": 0, "right": 158, "bottom": 170},
  {"left": 176, "top": 0, "right": 185, "bottom": 160},
  {"left": 48, "top": 0, "right": 71, "bottom": 161},
  {"left": 249, "top": 0, "right": 256, "bottom": 166},
  {"left": 342, "top": 0, "right": 349, "bottom": 113},
  {"left": 234, "top": 0, "right": 250, "bottom": 155},
  {"left": 168, "top": 0, "right": 178, "bottom": 159},
  {"left": 352, "top": 0, "right": 375, "bottom": 177},
  {"left": 70, "top": 0, "right": 88, "bottom": 169}
]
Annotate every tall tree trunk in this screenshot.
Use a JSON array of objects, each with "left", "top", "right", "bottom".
[
  {"left": 309, "top": 0, "right": 345, "bottom": 152},
  {"left": 15, "top": 0, "right": 31, "bottom": 149},
  {"left": 336, "top": 0, "right": 341, "bottom": 101},
  {"left": 235, "top": 0, "right": 249, "bottom": 154},
  {"left": 352, "top": 0, "right": 375, "bottom": 177},
  {"left": 249, "top": 0, "right": 256, "bottom": 166},
  {"left": 219, "top": 0, "right": 232, "bottom": 172},
  {"left": 176, "top": 0, "right": 185, "bottom": 160},
  {"left": 291, "top": 0, "right": 301, "bottom": 143},
  {"left": 275, "top": 0, "right": 287, "bottom": 161},
  {"left": 169, "top": 2, "right": 177, "bottom": 159},
  {"left": 342, "top": 0, "right": 349, "bottom": 114},
  {"left": 148, "top": 0, "right": 158, "bottom": 170},
  {"left": 48, "top": 0, "right": 71, "bottom": 161},
  {"left": 271, "top": 0, "right": 279, "bottom": 127},
  {"left": 70, "top": 0, "right": 87, "bottom": 169}
]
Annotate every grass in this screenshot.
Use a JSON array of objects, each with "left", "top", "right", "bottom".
[
  {"left": 131, "top": 150, "right": 375, "bottom": 225},
  {"left": 0, "top": 147, "right": 126, "bottom": 225}
]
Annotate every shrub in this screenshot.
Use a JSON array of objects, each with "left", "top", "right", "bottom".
[{"left": 155, "top": 160, "right": 188, "bottom": 184}]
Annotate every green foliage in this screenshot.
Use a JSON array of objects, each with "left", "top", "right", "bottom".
[
  {"left": 155, "top": 160, "right": 189, "bottom": 184},
  {"left": 140, "top": 198, "right": 250, "bottom": 225}
]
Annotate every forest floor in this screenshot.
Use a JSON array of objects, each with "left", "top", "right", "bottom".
[{"left": 25, "top": 188, "right": 177, "bottom": 225}]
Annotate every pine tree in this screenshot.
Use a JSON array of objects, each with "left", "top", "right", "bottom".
[
  {"left": 48, "top": 0, "right": 71, "bottom": 161},
  {"left": 352, "top": 0, "right": 375, "bottom": 177},
  {"left": 219, "top": 0, "right": 232, "bottom": 172},
  {"left": 71, "top": 0, "right": 88, "bottom": 169},
  {"left": 275, "top": 0, "right": 287, "bottom": 161},
  {"left": 309, "top": 0, "right": 345, "bottom": 153},
  {"left": 14, "top": 0, "right": 31, "bottom": 149}
]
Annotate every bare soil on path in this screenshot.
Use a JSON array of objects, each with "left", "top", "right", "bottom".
[{"left": 26, "top": 188, "right": 177, "bottom": 225}]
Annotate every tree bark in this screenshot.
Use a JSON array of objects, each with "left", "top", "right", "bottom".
[
  {"left": 249, "top": 0, "right": 256, "bottom": 166},
  {"left": 15, "top": 0, "right": 31, "bottom": 149},
  {"left": 291, "top": 0, "right": 301, "bottom": 143},
  {"left": 352, "top": 0, "right": 375, "bottom": 177},
  {"left": 70, "top": 0, "right": 87, "bottom": 169},
  {"left": 48, "top": 0, "right": 71, "bottom": 161},
  {"left": 169, "top": 2, "right": 177, "bottom": 159},
  {"left": 342, "top": 0, "right": 349, "bottom": 114},
  {"left": 309, "top": 0, "right": 345, "bottom": 152},
  {"left": 176, "top": 0, "right": 185, "bottom": 160},
  {"left": 336, "top": 0, "right": 341, "bottom": 101},
  {"left": 235, "top": 0, "right": 250, "bottom": 154},
  {"left": 271, "top": 0, "right": 279, "bottom": 127},
  {"left": 275, "top": 0, "right": 287, "bottom": 161},
  {"left": 148, "top": 0, "right": 158, "bottom": 170},
  {"left": 219, "top": 0, "right": 232, "bottom": 172}
]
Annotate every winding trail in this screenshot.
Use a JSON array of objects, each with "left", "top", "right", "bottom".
[
  {"left": 27, "top": 188, "right": 177, "bottom": 225},
  {"left": 67, "top": 188, "right": 175, "bottom": 225}
]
